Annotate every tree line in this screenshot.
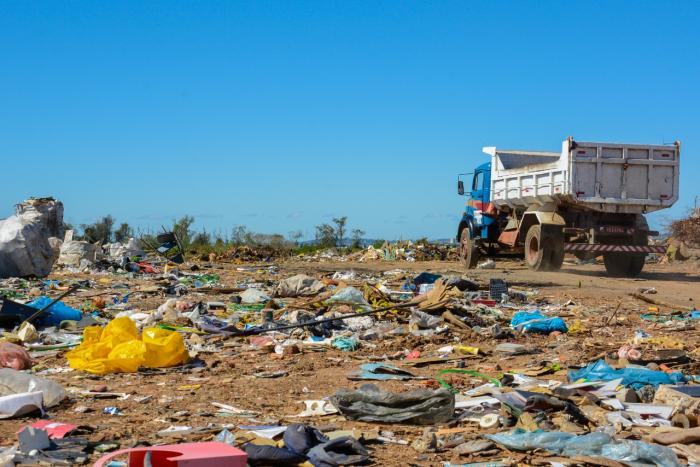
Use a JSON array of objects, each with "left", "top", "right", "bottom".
[{"left": 69, "top": 214, "right": 367, "bottom": 252}]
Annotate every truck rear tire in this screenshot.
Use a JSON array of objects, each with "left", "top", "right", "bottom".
[
  {"left": 524, "top": 224, "right": 563, "bottom": 271},
  {"left": 603, "top": 254, "right": 643, "bottom": 277},
  {"left": 603, "top": 233, "right": 647, "bottom": 277},
  {"left": 459, "top": 228, "right": 479, "bottom": 269}
]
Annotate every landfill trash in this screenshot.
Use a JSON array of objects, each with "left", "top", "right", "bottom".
[
  {"left": 295, "top": 400, "right": 339, "bottom": 417},
  {"left": 0, "top": 368, "right": 66, "bottom": 407},
  {"left": 57, "top": 239, "right": 100, "bottom": 268},
  {"left": 0, "top": 198, "right": 64, "bottom": 278},
  {"left": 240, "top": 288, "right": 271, "bottom": 304},
  {"left": 244, "top": 423, "right": 369, "bottom": 467},
  {"left": 348, "top": 363, "right": 416, "bottom": 381},
  {"left": 0, "top": 391, "right": 44, "bottom": 419},
  {"left": 326, "top": 287, "right": 371, "bottom": 309},
  {"left": 24, "top": 296, "right": 83, "bottom": 327},
  {"left": 510, "top": 311, "right": 568, "bottom": 334},
  {"left": 66, "top": 316, "right": 188, "bottom": 374},
  {"left": 651, "top": 426, "right": 700, "bottom": 445},
  {"left": 0, "top": 341, "right": 34, "bottom": 370},
  {"left": 486, "top": 430, "right": 681, "bottom": 466},
  {"left": 331, "top": 383, "right": 455, "bottom": 425},
  {"left": 18, "top": 426, "right": 51, "bottom": 452},
  {"left": 568, "top": 359, "right": 686, "bottom": 389},
  {"left": 331, "top": 336, "right": 359, "bottom": 352},
  {"left": 275, "top": 274, "right": 326, "bottom": 297},
  {"left": 477, "top": 259, "right": 496, "bottom": 269},
  {"left": 215, "top": 428, "right": 236, "bottom": 446},
  {"left": 29, "top": 420, "right": 78, "bottom": 439},
  {"left": 94, "top": 442, "right": 248, "bottom": 467}
]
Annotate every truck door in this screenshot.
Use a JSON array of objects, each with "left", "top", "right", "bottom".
[{"left": 470, "top": 165, "right": 494, "bottom": 236}]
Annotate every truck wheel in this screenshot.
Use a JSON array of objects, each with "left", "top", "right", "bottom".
[
  {"left": 524, "top": 224, "right": 563, "bottom": 271},
  {"left": 459, "top": 228, "right": 479, "bottom": 269},
  {"left": 524, "top": 224, "right": 550, "bottom": 271},
  {"left": 603, "top": 254, "right": 635, "bottom": 277},
  {"left": 603, "top": 234, "right": 647, "bottom": 277},
  {"left": 548, "top": 232, "right": 565, "bottom": 271}
]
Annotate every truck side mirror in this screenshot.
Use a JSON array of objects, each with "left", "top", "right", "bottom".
[{"left": 457, "top": 180, "right": 464, "bottom": 196}]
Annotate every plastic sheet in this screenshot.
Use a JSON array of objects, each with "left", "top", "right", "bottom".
[
  {"left": 510, "top": 311, "right": 568, "bottom": 334},
  {"left": 486, "top": 430, "right": 680, "bottom": 467},
  {"left": 326, "top": 287, "right": 371, "bottom": 309},
  {"left": 0, "top": 368, "right": 66, "bottom": 407},
  {"left": 66, "top": 317, "right": 188, "bottom": 374},
  {"left": 568, "top": 359, "right": 686, "bottom": 389},
  {"left": 275, "top": 274, "right": 325, "bottom": 297},
  {"left": 331, "top": 383, "right": 455, "bottom": 425}
]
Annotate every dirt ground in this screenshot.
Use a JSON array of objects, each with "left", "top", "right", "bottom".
[{"left": 3, "top": 258, "right": 699, "bottom": 466}]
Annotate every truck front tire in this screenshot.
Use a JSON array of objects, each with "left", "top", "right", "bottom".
[{"left": 459, "top": 228, "right": 479, "bottom": 269}]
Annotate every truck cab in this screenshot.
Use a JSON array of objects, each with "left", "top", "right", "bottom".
[{"left": 456, "top": 162, "right": 500, "bottom": 267}]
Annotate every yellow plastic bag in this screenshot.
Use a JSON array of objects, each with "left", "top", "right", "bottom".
[
  {"left": 142, "top": 327, "right": 189, "bottom": 368},
  {"left": 66, "top": 317, "right": 188, "bottom": 374}
]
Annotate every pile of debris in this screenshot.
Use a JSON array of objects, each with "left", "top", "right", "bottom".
[{"left": 667, "top": 209, "right": 700, "bottom": 262}]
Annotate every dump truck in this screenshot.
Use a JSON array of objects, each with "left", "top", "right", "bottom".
[{"left": 456, "top": 137, "right": 680, "bottom": 276}]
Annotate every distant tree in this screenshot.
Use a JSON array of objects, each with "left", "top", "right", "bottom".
[
  {"left": 172, "top": 215, "right": 195, "bottom": 248},
  {"left": 231, "top": 225, "right": 249, "bottom": 245},
  {"left": 114, "top": 223, "right": 134, "bottom": 243},
  {"left": 288, "top": 230, "right": 304, "bottom": 245},
  {"left": 332, "top": 216, "right": 347, "bottom": 247},
  {"left": 192, "top": 228, "right": 212, "bottom": 247},
  {"left": 351, "top": 228, "right": 366, "bottom": 248},
  {"left": 315, "top": 223, "right": 336, "bottom": 248},
  {"left": 81, "top": 215, "right": 115, "bottom": 243}
]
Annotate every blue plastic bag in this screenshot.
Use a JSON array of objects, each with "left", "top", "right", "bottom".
[
  {"left": 510, "top": 311, "right": 567, "bottom": 334},
  {"left": 25, "top": 296, "right": 83, "bottom": 327},
  {"left": 568, "top": 359, "right": 686, "bottom": 389}
]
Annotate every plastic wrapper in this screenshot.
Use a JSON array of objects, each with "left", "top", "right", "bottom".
[
  {"left": 66, "top": 317, "right": 188, "bottom": 374},
  {"left": 331, "top": 383, "right": 455, "bottom": 425}
]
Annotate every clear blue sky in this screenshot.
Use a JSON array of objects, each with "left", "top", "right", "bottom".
[{"left": 1, "top": 1, "right": 698, "bottom": 240}]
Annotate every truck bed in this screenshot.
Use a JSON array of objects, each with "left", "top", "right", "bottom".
[{"left": 486, "top": 138, "right": 680, "bottom": 214}]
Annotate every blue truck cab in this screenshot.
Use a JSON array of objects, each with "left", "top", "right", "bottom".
[{"left": 456, "top": 162, "right": 498, "bottom": 256}]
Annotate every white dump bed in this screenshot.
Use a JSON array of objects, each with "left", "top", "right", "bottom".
[{"left": 485, "top": 138, "right": 680, "bottom": 214}]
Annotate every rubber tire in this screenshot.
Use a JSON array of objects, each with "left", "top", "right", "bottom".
[
  {"left": 604, "top": 254, "right": 635, "bottom": 277},
  {"left": 459, "top": 228, "right": 480, "bottom": 269},
  {"left": 524, "top": 224, "right": 550, "bottom": 271},
  {"left": 548, "top": 232, "right": 565, "bottom": 271},
  {"left": 603, "top": 239, "right": 647, "bottom": 277},
  {"left": 524, "top": 224, "right": 564, "bottom": 271}
]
